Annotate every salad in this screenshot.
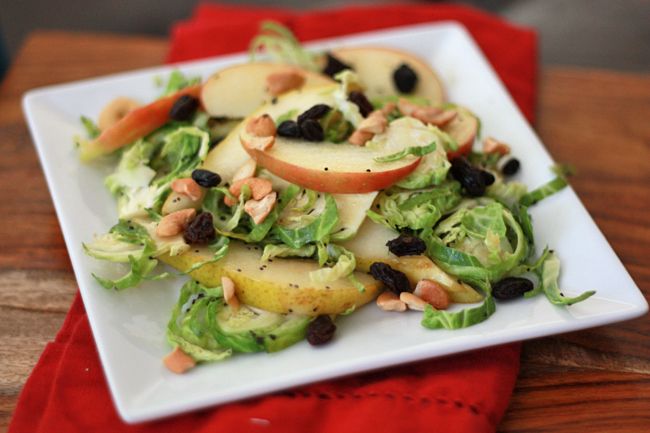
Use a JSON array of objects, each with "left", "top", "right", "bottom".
[{"left": 78, "top": 22, "right": 593, "bottom": 373}]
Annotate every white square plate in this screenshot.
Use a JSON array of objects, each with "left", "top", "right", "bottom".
[{"left": 23, "top": 22, "right": 647, "bottom": 423}]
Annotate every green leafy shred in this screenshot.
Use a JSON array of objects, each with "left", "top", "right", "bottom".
[
  {"left": 538, "top": 252, "right": 595, "bottom": 305},
  {"left": 249, "top": 21, "right": 319, "bottom": 71},
  {"left": 159, "top": 70, "right": 201, "bottom": 97},
  {"left": 422, "top": 294, "right": 496, "bottom": 330},
  {"left": 374, "top": 141, "right": 437, "bottom": 163},
  {"left": 261, "top": 244, "right": 316, "bottom": 262},
  {"left": 185, "top": 236, "right": 230, "bottom": 273},
  {"left": 80, "top": 116, "right": 101, "bottom": 138},
  {"left": 520, "top": 164, "right": 574, "bottom": 206}
]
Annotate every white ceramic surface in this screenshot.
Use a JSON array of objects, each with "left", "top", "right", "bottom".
[{"left": 23, "top": 22, "right": 647, "bottom": 423}]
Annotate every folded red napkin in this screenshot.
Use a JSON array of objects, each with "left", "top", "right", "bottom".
[{"left": 10, "top": 4, "right": 537, "bottom": 432}]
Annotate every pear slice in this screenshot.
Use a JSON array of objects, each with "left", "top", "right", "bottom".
[
  {"left": 340, "top": 219, "right": 483, "bottom": 303},
  {"left": 160, "top": 241, "right": 380, "bottom": 316},
  {"left": 331, "top": 47, "right": 445, "bottom": 105},
  {"left": 201, "top": 62, "right": 333, "bottom": 119}
]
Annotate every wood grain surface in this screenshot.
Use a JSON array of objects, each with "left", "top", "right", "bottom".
[{"left": 0, "top": 31, "right": 648, "bottom": 432}]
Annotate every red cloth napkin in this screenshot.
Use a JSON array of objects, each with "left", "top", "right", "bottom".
[{"left": 10, "top": 3, "right": 537, "bottom": 432}]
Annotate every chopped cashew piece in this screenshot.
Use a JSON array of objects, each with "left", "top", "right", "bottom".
[
  {"left": 232, "top": 159, "right": 257, "bottom": 183},
  {"left": 376, "top": 292, "right": 407, "bottom": 312},
  {"left": 399, "top": 292, "right": 428, "bottom": 311},
  {"left": 246, "top": 114, "right": 277, "bottom": 137},
  {"left": 397, "top": 98, "right": 420, "bottom": 116},
  {"left": 171, "top": 178, "right": 203, "bottom": 202},
  {"left": 163, "top": 347, "right": 196, "bottom": 374},
  {"left": 413, "top": 108, "right": 457, "bottom": 126},
  {"left": 348, "top": 129, "right": 374, "bottom": 146},
  {"left": 244, "top": 191, "right": 277, "bottom": 225},
  {"left": 483, "top": 137, "right": 511, "bottom": 156},
  {"left": 414, "top": 279, "right": 450, "bottom": 310},
  {"left": 242, "top": 134, "right": 275, "bottom": 152},
  {"left": 98, "top": 97, "right": 141, "bottom": 131},
  {"left": 230, "top": 177, "right": 273, "bottom": 200},
  {"left": 156, "top": 208, "right": 196, "bottom": 237},
  {"left": 357, "top": 110, "right": 388, "bottom": 134},
  {"left": 380, "top": 102, "right": 397, "bottom": 116},
  {"left": 266, "top": 70, "right": 306, "bottom": 96},
  {"left": 222, "top": 276, "right": 240, "bottom": 310}
]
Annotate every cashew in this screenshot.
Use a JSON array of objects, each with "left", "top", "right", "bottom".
[
  {"left": 246, "top": 114, "right": 276, "bottom": 137},
  {"left": 357, "top": 110, "right": 388, "bottom": 134},
  {"left": 397, "top": 98, "right": 420, "bottom": 116},
  {"left": 155, "top": 208, "right": 196, "bottom": 237},
  {"left": 229, "top": 177, "right": 273, "bottom": 200},
  {"left": 399, "top": 292, "right": 428, "bottom": 311},
  {"left": 163, "top": 347, "right": 196, "bottom": 374},
  {"left": 414, "top": 279, "right": 450, "bottom": 310},
  {"left": 380, "top": 102, "right": 397, "bottom": 116},
  {"left": 266, "top": 70, "right": 306, "bottom": 96},
  {"left": 244, "top": 191, "right": 277, "bottom": 225},
  {"left": 98, "top": 97, "right": 141, "bottom": 131},
  {"left": 232, "top": 159, "right": 257, "bottom": 183},
  {"left": 412, "top": 108, "right": 457, "bottom": 126},
  {"left": 348, "top": 129, "right": 374, "bottom": 146},
  {"left": 222, "top": 276, "right": 240, "bottom": 311},
  {"left": 483, "top": 137, "right": 511, "bottom": 156},
  {"left": 171, "top": 178, "right": 203, "bottom": 202},
  {"left": 376, "top": 292, "right": 407, "bottom": 312}
]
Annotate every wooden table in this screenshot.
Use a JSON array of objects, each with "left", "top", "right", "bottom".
[{"left": 0, "top": 31, "right": 648, "bottom": 432}]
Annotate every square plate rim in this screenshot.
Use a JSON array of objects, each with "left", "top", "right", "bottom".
[{"left": 21, "top": 21, "right": 648, "bottom": 423}]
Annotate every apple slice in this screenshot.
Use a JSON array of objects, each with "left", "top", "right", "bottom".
[
  {"left": 443, "top": 106, "right": 479, "bottom": 160},
  {"left": 242, "top": 134, "right": 421, "bottom": 194},
  {"left": 331, "top": 46, "right": 445, "bottom": 105},
  {"left": 160, "top": 241, "right": 380, "bottom": 315},
  {"left": 201, "top": 63, "right": 333, "bottom": 119},
  {"left": 78, "top": 85, "right": 202, "bottom": 161},
  {"left": 340, "top": 219, "right": 483, "bottom": 304}
]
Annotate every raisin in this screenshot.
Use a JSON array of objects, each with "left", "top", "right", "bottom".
[
  {"left": 386, "top": 234, "right": 426, "bottom": 256},
  {"left": 369, "top": 262, "right": 412, "bottom": 294},
  {"left": 297, "top": 104, "right": 331, "bottom": 125},
  {"left": 480, "top": 170, "right": 495, "bottom": 186},
  {"left": 169, "top": 95, "right": 199, "bottom": 121},
  {"left": 502, "top": 158, "right": 521, "bottom": 176},
  {"left": 492, "top": 277, "right": 534, "bottom": 300},
  {"left": 322, "top": 52, "right": 352, "bottom": 78},
  {"left": 393, "top": 63, "right": 418, "bottom": 93},
  {"left": 450, "top": 157, "right": 486, "bottom": 197},
  {"left": 348, "top": 91, "right": 374, "bottom": 117},
  {"left": 191, "top": 169, "right": 221, "bottom": 188},
  {"left": 277, "top": 120, "right": 301, "bottom": 138},
  {"left": 183, "top": 212, "right": 216, "bottom": 245},
  {"left": 300, "top": 119, "right": 325, "bottom": 142},
  {"left": 307, "top": 315, "right": 336, "bottom": 346}
]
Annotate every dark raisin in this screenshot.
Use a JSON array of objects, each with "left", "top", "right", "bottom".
[
  {"left": 492, "top": 277, "right": 534, "bottom": 300},
  {"left": 277, "top": 120, "right": 301, "bottom": 138},
  {"left": 169, "top": 95, "right": 199, "bottom": 121},
  {"left": 300, "top": 119, "right": 325, "bottom": 142},
  {"left": 369, "top": 262, "right": 412, "bottom": 294},
  {"left": 322, "top": 52, "right": 352, "bottom": 78},
  {"left": 306, "top": 315, "right": 336, "bottom": 346},
  {"left": 450, "top": 157, "right": 486, "bottom": 197},
  {"left": 191, "top": 169, "right": 221, "bottom": 188},
  {"left": 297, "top": 104, "right": 331, "bottom": 125},
  {"left": 393, "top": 63, "right": 418, "bottom": 93},
  {"left": 502, "top": 158, "right": 521, "bottom": 176},
  {"left": 348, "top": 91, "right": 374, "bottom": 117},
  {"left": 480, "top": 170, "right": 496, "bottom": 186},
  {"left": 386, "top": 234, "right": 426, "bottom": 256},
  {"left": 183, "top": 212, "right": 216, "bottom": 245}
]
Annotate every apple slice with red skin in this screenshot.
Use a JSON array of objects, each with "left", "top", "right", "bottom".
[
  {"left": 241, "top": 132, "right": 422, "bottom": 194},
  {"left": 330, "top": 46, "right": 445, "bottom": 105},
  {"left": 78, "top": 84, "right": 202, "bottom": 161},
  {"left": 443, "top": 106, "right": 479, "bottom": 160}
]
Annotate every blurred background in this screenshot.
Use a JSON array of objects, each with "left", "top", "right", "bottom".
[{"left": 1, "top": 0, "right": 649, "bottom": 78}]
